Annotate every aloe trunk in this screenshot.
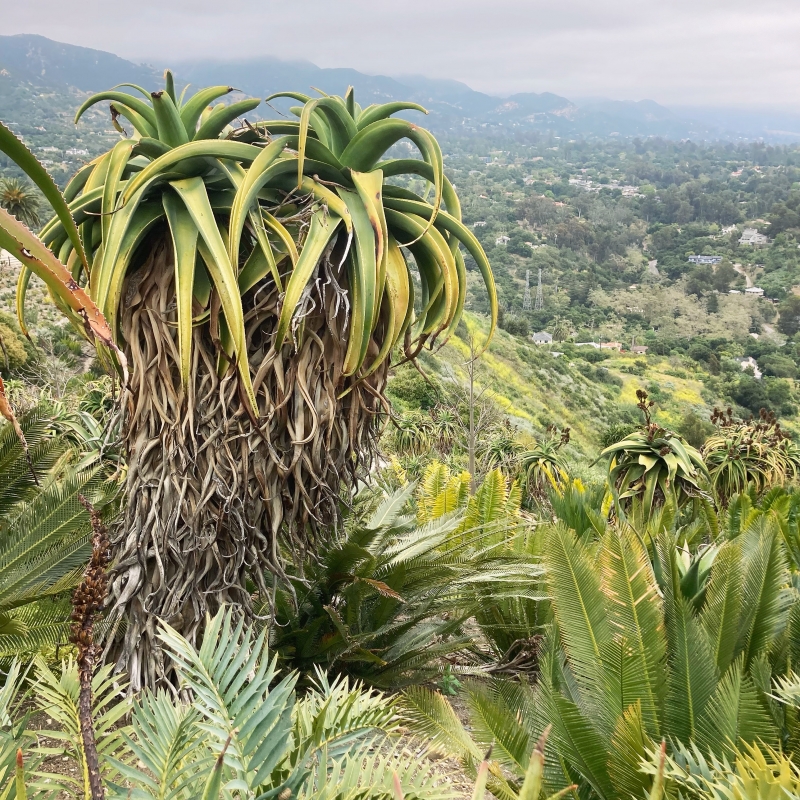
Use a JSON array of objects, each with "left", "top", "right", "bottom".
[{"left": 109, "top": 237, "right": 389, "bottom": 688}]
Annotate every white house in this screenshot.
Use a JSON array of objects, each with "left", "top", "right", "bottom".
[
  {"left": 739, "top": 228, "right": 769, "bottom": 247},
  {"left": 495, "top": 235, "right": 511, "bottom": 246},
  {"left": 531, "top": 331, "right": 553, "bottom": 345},
  {"left": 745, "top": 286, "right": 765, "bottom": 297},
  {"left": 735, "top": 356, "right": 762, "bottom": 379},
  {"left": 688, "top": 255, "right": 722, "bottom": 265}
]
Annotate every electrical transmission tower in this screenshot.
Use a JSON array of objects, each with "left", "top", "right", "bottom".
[
  {"left": 522, "top": 270, "right": 532, "bottom": 310},
  {"left": 534, "top": 268, "right": 544, "bottom": 311}
]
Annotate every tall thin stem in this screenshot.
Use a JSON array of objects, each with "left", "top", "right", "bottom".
[{"left": 71, "top": 496, "right": 110, "bottom": 800}]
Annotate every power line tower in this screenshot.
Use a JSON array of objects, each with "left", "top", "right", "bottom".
[
  {"left": 534, "top": 268, "right": 544, "bottom": 311},
  {"left": 522, "top": 269, "right": 532, "bottom": 311}
]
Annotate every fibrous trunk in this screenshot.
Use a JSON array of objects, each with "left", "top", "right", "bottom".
[{"left": 105, "top": 238, "right": 388, "bottom": 690}]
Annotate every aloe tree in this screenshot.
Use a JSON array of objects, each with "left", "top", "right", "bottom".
[
  {"left": 600, "top": 390, "right": 708, "bottom": 518},
  {"left": 703, "top": 407, "right": 800, "bottom": 505},
  {"left": 0, "top": 74, "right": 497, "bottom": 687}
]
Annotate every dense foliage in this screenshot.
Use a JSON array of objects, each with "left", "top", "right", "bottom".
[{"left": 4, "top": 63, "right": 800, "bottom": 800}]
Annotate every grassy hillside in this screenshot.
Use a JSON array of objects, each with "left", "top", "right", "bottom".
[{"left": 395, "top": 311, "right": 799, "bottom": 469}]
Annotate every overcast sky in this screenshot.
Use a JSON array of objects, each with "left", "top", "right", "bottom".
[{"left": 4, "top": 0, "right": 800, "bottom": 109}]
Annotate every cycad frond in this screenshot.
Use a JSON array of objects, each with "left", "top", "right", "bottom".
[
  {"left": 543, "top": 524, "right": 611, "bottom": 708},
  {"left": 701, "top": 540, "right": 744, "bottom": 674},
  {"left": 0, "top": 599, "right": 73, "bottom": 659},
  {"left": 598, "top": 526, "right": 665, "bottom": 735},
  {"left": 400, "top": 686, "right": 483, "bottom": 765},
  {"left": 607, "top": 701, "right": 654, "bottom": 800},
  {"left": 771, "top": 671, "right": 800, "bottom": 709},
  {"left": 0, "top": 409, "right": 62, "bottom": 518},
  {"left": 735, "top": 518, "right": 791, "bottom": 665},
  {"left": 32, "top": 656, "right": 130, "bottom": 794},
  {"left": 545, "top": 693, "right": 615, "bottom": 800},
  {"left": 157, "top": 608, "right": 297, "bottom": 792},
  {"left": 463, "top": 680, "right": 532, "bottom": 774},
  {"left": 112, "top": 690, "right": 209, "bottom": 799},
  {"left": 0, "top": 465, "right": 113, "bottom": 613},
  {"left": 696, "top": 657, "right": 777, "bottom": 757}
]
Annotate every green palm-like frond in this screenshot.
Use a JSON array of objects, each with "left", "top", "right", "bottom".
[
  {"left": 735, "top": 517, "right": 791, "bottom": 666},
  {"left": 400, "top": 686, "right": 483, "bottom": 765},
  {"left": 700, "top": 540, "right": 744, "bottom": 675},
  {"left": 543, "top": 525, "right": 611, "bottom": 711},
  {"left": 157, "top": 608, "right": 298, "bottom": 792},
  {"left": 0, "top": 408, "right": 62, "bottom": 518},
  {"left": 111, "top": 690, "right": 210, "bottom": 800},
  {"left": 32, "top": 656, "right": 130, "bottom": 795},
  {"left": 696, "top": 657, "right": 777, "bottom": 757},
  {"left": 656, "top": 534, "right": 717, "bottom": 743},
  {"left": 598, "top": 526, "right": 666, "bottom": 735}
]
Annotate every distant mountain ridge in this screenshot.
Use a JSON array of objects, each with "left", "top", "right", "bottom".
[{"left": 0, "top": 33, "right": 798, "bottom": 142}]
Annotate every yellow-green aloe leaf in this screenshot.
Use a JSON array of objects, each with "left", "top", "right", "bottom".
[
  {"left": 385, "top": 210, "right": 456, "bottom": 335},
  {"left": 213, "top": 157, "right": 284, "bottom": 290},
  {"left": 132, "top": 137, "right": 171, "bottom": 160},
  {"left": 227, "top": 138, "right": 288, "bottom": 268},
  {"left": 169, "top": 176, "right": 258, "bottom": 415},
  {"left": 440, "top": 247, "right": 468, "bottom": 343},
  {"left": 237, "top": 245, "right": 276, "bottom": 295},
  {"left": 180, "top": 85, "right": 235, "bottom": 137},
  {"left": 40, "top": 186, "right": 104, "bottom": 247},
  {"left": 296, "top": 98, "right": 320, "bottom": 188},
  {"left": 194, "top": 255, "right": 212, "bottom": 310},
  {"left": 15, "top": 267, "right": 32, "bottom": 339},
  {"left": 311, "top": 97, "right": 358, "bottom": 155},
  {"left": 380, "top": 163, "right": 462, "bottom": 220},
  {"left": 351, "top": 169, "right": 388, "bottom": 323},
  {"left": 121, "top": 140, "right": 264, "bottom": 204},
  {"left": 102, "top": 139, "right": 135, "bottom": 242},
  {"left": 92, "top": 184, "right": 151, "bottom": 310},
  {"left": 163, "top": 193, "right": 199, "bottom": 387},
  {"left": 101, "top": 203, "right": 163, "bottom": 338},
  {"left": 112, "top": 82, "right": 152, "bottom": 100},
  {"left": 63, "top": 161, "right": 95, "bottom": 203},
  {"left": 265, "top": 91, "right": 313, "bottom": 105},
  {"left": 194, "top": 98, "right": 261, "bottom": 141},
  {"left": 382, "top": 196, "right": 496, "bottom": 351},
  {"left": 273, "top": 207, "right": 342, "bottom": 351},
  {"left": 356, "top": 101, "right": 428, "bottom": 130},
  {"left": 74, "top": 91, "right": 157, "bottom": 129},
  {"left": 337, "top": 188, "right": 377, "bottom": 374},
  {"left": 357, "top": 233, "right": 410, "bottom": 381},
  {"left": 164, "top": 70, "right": 177, "bottom": 103},
  {"left": 262, "top": 211, "right": 299, "bottom": 266},
  {"left": 109, "top": 102, "right": 159, "bottom": 139},
  {"left": 299, "top": 176, "right": 352, "bottom": 233},
  {"left": 0, "top": 120, "right": 88, "bottom": 274},
  {"left": 151, "top": 90, "right": 189, "bottom": 147},
  {"left": 0, "top": 207, "right": 118, "bottom": 357},
  {"left": 339, "top": 119, "right": 443, "bottom": 239}
]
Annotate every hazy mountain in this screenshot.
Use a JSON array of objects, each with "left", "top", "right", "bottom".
[
  {"left": 0, "top": 33, "right": 160, "bottom": 90},
  {"left": 0, "top": 33, "right": 796, "bottom": 142}
]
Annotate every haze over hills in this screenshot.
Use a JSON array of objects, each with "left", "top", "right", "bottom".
[{"left": 0, "top": 33, "right": 799, "bottom": 142}]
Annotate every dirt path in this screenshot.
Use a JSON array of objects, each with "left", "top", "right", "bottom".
[{"left": 732, "top": 263, "right": 753, "bottom": 288}]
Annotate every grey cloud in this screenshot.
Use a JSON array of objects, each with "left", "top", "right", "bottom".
[{"left": 3, "top": 0, "right": 800, "bottom": 108}]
